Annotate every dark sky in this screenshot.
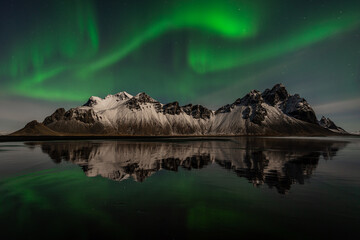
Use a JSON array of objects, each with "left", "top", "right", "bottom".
[{"left": 0, "top": 0, "right": 359, "bottom": 132}]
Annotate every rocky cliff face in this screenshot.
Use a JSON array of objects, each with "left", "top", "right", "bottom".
[
  {"left": 209, "top": 84, "right": 331, "bottom": 135},
  {"left": 19, "top": 83, "right": 346, "bottom": 136},
  {"left": 42, "top": 107, "right": 107, "bottom": 134},
  {"left": 319, "top": 116, "right": 347, "bottom": 134},
  {"left": 261, "top": 84, "right": 318, "bottom": 124}
]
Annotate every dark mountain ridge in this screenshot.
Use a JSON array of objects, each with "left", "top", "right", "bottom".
[{"left": 10, "top": 84, "right": 348, "bottom": 136}]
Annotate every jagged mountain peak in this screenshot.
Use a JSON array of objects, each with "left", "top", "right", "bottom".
[
  {"left": 282, "top": 94, "right": 317, "bottom": 124},
  {"left": 163, "top": 101, "right": 181, "bottom": 115},
  {"left": 319, "top": 116, "right": 335, "bottom": 128},
  {"left": 261, "top": 83, "right": 317, "bottom": 124},
  {"left": 114, "top": 91, "right": 133, "bottom": 100},
  {"left": 320, "top": 116, "right": 329, "bottom": 122},
  {"left": 236, "top": 89, "right": 263, "bottom": 105},
  {"left": 271, "top": 83, "right": 287, "bottom": 93},
  {"left": 250, "top": 89, "right": 262, "bottom": 95},
  {"left": 133, "top": 92, "right": 158, "bottom": 103},
  {"left": 213, "top": 83, "right": 317, "bottom": 124},
  {"left": 262, "top": 83, "right": 289, "bottom": 106},
  {"left": 319, "top": 116, "right": 347, "bottom": 133},
  {"left": 12, "top": 84, "right": 348, "bottom": 136},
  {"left": 83, "top": 96, "right": 102, "bottom": 107},
  {"left": 125, "top": 92, "right": 162, "bottom": 112},
  {"left": 43, "top": 108, "right": 66, "bottom": 125},
  {"left": 83, "top": 91, "right": 133, "bottom": 107},
  {"left": 216, "top": 89, "right": 264, "bottom": 114},
  {"left": 184, "top": 104, "right": 213, "bottom": 119}
]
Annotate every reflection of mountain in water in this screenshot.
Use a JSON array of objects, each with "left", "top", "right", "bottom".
[{"left": 29, "top": 138, "right": 347, "bottom": 194}]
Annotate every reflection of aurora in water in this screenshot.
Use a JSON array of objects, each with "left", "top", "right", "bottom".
[
  {"left": 29, "top": 138, "right": 347, "bottom": 194},
  {"left": 0, "top": 137, "right": 359, "bottom": 239}
]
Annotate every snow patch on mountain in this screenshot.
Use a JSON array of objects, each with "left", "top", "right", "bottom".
[{"left": 37, "top": 84, "right": 345, "bottom": 136}]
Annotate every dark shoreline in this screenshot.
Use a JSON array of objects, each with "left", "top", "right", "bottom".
[{"left": 0, "top": 133, "right": 356, "bottom": 142}]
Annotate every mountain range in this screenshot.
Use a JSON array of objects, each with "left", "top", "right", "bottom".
[{"left": 11, "top": 84, "right": 348, "bottom": 136}]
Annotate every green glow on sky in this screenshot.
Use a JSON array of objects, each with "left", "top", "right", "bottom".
[
  {"left": 188, "top": 10, "right": 360, "bottom": 73},
  {"left": 78, "top": 0, "right": 259, "bottom": 77},
  {"left": 0, "top": 0, "right": 359, "bottom": 103}
]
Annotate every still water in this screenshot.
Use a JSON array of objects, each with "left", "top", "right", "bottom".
[{"left": 0, "top": 137, "right": 359, "bottom": 239}]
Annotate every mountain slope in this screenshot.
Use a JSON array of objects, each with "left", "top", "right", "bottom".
[
  {"left": 319, "top": 116, "right": 347, "bottom": 134},
  {"left": 12, "top": 84, "right": 346, "bottom": 136},
  {"left": 43, "top": 91, "right": 213, "bottom": 135},
  {"left": 10, "top": 120, "right": 62, "bottom": 136},
  {"left": 209, "top": 86, "right": 329, "bottom": 135}
]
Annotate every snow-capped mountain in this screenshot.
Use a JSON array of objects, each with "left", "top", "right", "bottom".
[
  {"left": 42, "top": 91, "right": 213, "bottom": 135},
  {"left": 14, "top": 84, "right": 347, "bottom": 136}
]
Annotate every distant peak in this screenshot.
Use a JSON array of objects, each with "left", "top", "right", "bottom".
[
  {"left": 83, "top": 96, "right": 102, "bottom": 107},
  {"left": 25, "top": 120, "right": 41, "bottom": 128},
  {"left": 163, "top": 101, "right": 181, "bottom": 115},
  {"left": 273, "top": 83, "right": 285, "bottom": 89},
  {"left": 115, "top": 91, "right": 133, "bottom": 100},
  {"left": 83, "top": 91, "right": 133, "bottom": 107},
  {"left": 262, "top": 83, "right": 289, "bottom": 105},
  {"left": 319, "top": 115, "right": 347, "bottom": 133},
  {"left": 270, "top": 83, "right": 288, "bottom": 95},
  {"left": 181, "top": 104, "right": 213, "bottom": 119},
  {"left": 319, "top": 116, "right": 333, "bottom": 125},
  {"left": 134, "top": 92, "right": 158, "bottom": 103},
  {"left": 235, "top": 89, "right": 263, "bottom": 105},
  {"left": 249, "top": 89, "right": 261, "bottom": 95},
  {"left": 135, "top": 92, "right": 148, "bottom": 97}
]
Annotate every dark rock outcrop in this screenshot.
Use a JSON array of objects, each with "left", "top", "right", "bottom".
[
  {"left": 262, "top": 83, "right": 289, "bottom": 105},
  {"left": 319, "top": 116, "right": 347, "bottom": 133},
  {"left": 163, "top": 101, "right": 181, "bottom": 115},
  {"left": 239, "top": 90, "right": 267, "bottom": 125},
  {"left": 282, "top": 94, "right": 317, "bottom": 124},
  {"left": 42, "top": 108, "right": 106, "bottom": 134},
  {"left": 43, "top": 108, "right": 66, "bottom": 125},
  {"left": 216, "top": 90, "right": 267, "bottom": 125},
  {"left": 126, "top": 92, "right": 162, "bottom": 112},
  {"left": 181, "top": 104, "right": 212, "bottom": 119},
  {"left": 262, "top": 84, "right": 317, "bottom": 124}
]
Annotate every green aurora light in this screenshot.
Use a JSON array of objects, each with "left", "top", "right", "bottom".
[{"left": 0, "top": 0, "right": 359, "bottom": 103}]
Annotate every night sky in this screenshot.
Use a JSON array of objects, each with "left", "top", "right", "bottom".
[{"left": 0, "top": 0, "right": 359, "bottom": 133}]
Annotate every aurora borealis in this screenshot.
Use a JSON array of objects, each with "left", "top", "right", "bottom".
[{"left": 0, "top": 0, "right": 359, "bottom": 132}]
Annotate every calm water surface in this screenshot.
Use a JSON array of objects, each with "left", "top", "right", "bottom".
[{"left": 0, "top": 137, "right": 359, "bottom": 239}]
